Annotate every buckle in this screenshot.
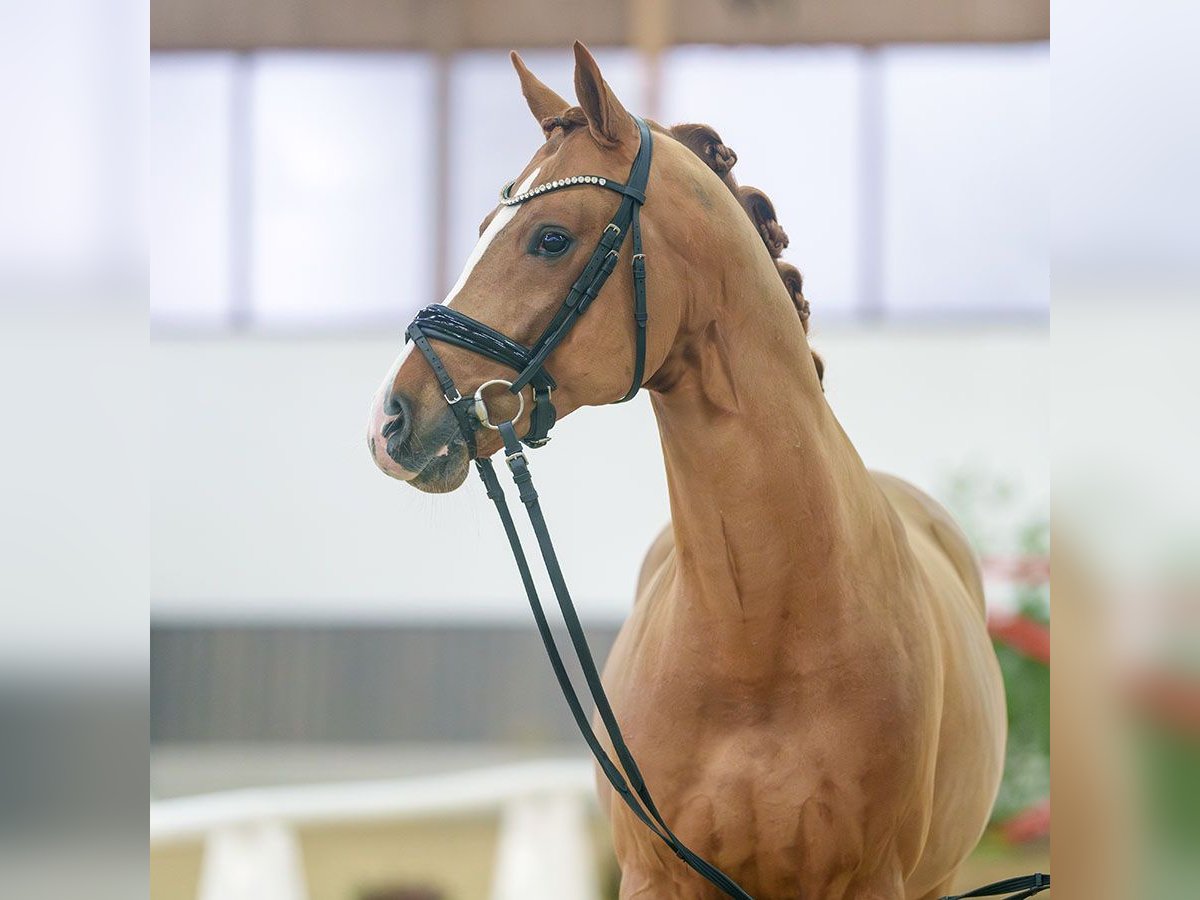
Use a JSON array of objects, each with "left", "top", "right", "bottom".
[
  {"left": 604, "top": 223, "right": 621, "bottom": 237},
  {"left": 505, "top": 449, "right": 527, "bottom": 467},
  {"left": 444, "top": 388, "right": 462, "bottom": 404}
]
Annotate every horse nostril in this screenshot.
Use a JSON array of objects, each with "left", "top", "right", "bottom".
[{"left": 381, "top": 392, "right": 412, "bottom": 444}]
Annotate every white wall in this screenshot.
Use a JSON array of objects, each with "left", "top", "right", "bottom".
[{"left": 151, "top": 326, "right": 1047, "bottom": 623}]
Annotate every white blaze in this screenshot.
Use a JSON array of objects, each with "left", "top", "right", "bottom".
[
  {"left": 443, "top": 164, "right": 542, "bottom": 307},
  {"left": 371, "top": 166, "right": 542, "bottom": 419}
]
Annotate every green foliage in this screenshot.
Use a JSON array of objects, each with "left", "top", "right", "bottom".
[
  {"left": 991, "top": 641, "right": 1050, "bottom": 822},
  {"left": 1138, "top": 720, "right": 1200, "bottom": 899},
  {"left": 1015, "top": 517, "right": 1050, "bottom": 624},
  {"left": 938, "top": 465, "right": 1050, "bottom": 826},
  {"left": 940, "top": 465, "right": 1020, "bottom": 553}
]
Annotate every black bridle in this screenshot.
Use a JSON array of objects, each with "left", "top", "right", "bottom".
[
  {"left": 406, "top": 116, "right": 652, "bottom": 458},
  {"left": 403, "top": 117, "right": 754, "bottom": 899},
  {"left": 399, "top": 116, "right": 1048, "bottom": 900}
]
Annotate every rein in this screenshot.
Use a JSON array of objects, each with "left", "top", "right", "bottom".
[
  {"left": 404, "top": 117, "right": 754, "bottom": 900},
  {"left": 400, "top": 116, "right": 1049, "bottom": 900}
]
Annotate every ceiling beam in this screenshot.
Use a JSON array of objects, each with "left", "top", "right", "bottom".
[{"left": 151, "top": 0, "right": 1048, "bottom": 51}]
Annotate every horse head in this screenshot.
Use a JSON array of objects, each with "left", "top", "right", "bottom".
[
  {"left": 368, "top": 43, "right": 819, "bottom": 492},
  {"left": 368, "top": 43, "right": 713, "bottom": 491}
]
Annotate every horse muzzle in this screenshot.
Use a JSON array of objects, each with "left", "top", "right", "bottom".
[{"left": 370, "top": 395, "right": 471, "bottom": 492}]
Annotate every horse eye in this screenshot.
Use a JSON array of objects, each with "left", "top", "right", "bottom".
[{"left": 536, "top": 229, "right": 571, "bottom": 257}]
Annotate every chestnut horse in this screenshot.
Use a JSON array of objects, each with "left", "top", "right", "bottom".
[{"left": 368, "top": 43, "right": 1005, "bottom": 900}]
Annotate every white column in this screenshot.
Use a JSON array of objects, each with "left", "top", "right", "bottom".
[
  {"left": 197, "top": 819, "right": 308, "bottom": 900},
  {"left": 490, "top": 792, "right": 598, "bottom": 900}
]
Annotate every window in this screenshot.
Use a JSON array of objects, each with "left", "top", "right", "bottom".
[
  {"left": 881, "top": 45, "right": 1050, "bottom": 316},
  {"left": 250, "top": 53, "right": 436, "bottom": 327},
  {"left": 150, "top": 44, "right": 1049, "bottom": 331},
  {"left": 150, "top": 54, "right": 235, "bottom": 326},
  {"left": 446, "top": 49, "right": 639, "bottom": 298},
  {"left": 663, "top": 45, "right": 863, "bottom": 316}
]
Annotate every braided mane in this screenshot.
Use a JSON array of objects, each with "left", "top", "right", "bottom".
[
  {"left": 539, "top": 112, "right": 824, "bottom": 385},
  {"left": 665, "top": 122, "right": 825, "bottom": 386}
]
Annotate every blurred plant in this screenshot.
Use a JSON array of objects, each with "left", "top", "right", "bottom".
[
  {"left": 938, "top": 465, "right": 1050, "bottom": 831},
  {"left": 1014, "top": 517, "right": 1051, "bottom": 623},
  {"left": 940, "top": 463, "right": 1020, "bottom": 556},
  {"left": 992, "top": 639, "right": 1050, "bottom": 824},
  {"left": 1130, "top": 566, "right": 1200, "bottom": 898}
]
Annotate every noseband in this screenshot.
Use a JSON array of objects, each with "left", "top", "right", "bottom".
[{"left": 401, "top": 117, "right": 754, "bottom": 900}]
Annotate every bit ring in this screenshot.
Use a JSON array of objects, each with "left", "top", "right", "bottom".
[{"left": 473, "top": 379, "right": 525, "bottom": 430}]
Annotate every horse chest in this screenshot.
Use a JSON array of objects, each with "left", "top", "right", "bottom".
[
  {"left": 600, "top": 587, "right": 936, "bottom": 894},
  {"left": 599, "top": 695, "right": 918, "bottom": 896}
]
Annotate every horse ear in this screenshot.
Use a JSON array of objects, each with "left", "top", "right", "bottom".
[
  {"left": 572, "top": 41, "right": 636, "bottom": 147},
  {"left": 511, "top": 51, "right": 569, "bottom": 133}
]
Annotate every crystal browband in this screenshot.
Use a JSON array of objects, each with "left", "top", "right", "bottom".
[{"left": 499, "top": 175, "right": 609, "bottom": 206}]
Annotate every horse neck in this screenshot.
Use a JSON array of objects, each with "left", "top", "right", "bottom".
[{"left": 648, "top": 261, "right": 892, "bottom": 634}]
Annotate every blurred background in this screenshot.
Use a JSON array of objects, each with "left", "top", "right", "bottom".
[
  {"left": 147, "top": 1, "right": 1051, "bottom": 898},
  {"left": 0, "top": 0, "right": 1193, "bottom": 897}
]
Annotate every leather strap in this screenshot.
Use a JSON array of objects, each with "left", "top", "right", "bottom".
[
  {"left": 407, "top": 322, "right": 478, "bottom": 458},
  {"left": 940, "top": 873, "right": 1050, "bottom": 900},
  {"left": 478, "top": 422, "right": 754, "bottom": 899},
  {"left": 525, "top": 384, "right": 556, "bottom": 446},
  {"left": 618, "top": 197, "right": 647, "bottom": 404},
  {"left": 475, "top": 435, "right": 1049, "bottom": 900},
  {"left": 407, "top": 307, "right": 558, "bottom": 448}
]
